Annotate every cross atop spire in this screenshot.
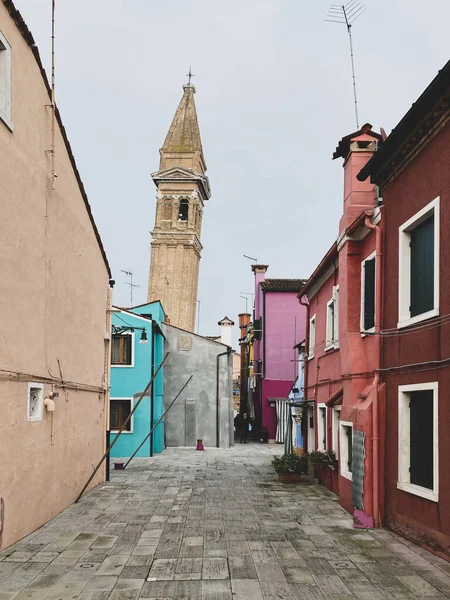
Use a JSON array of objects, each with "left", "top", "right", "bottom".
[{"left": 186, "top": 67, "right": 194, "bottom": 85}]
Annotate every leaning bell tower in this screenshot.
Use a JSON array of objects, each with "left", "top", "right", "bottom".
[{"left": 147, "top": 82, "right": 211, "bottom": 332}]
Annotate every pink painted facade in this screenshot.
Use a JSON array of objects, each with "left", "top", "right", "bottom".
[
  {"left": 252, "top": 266, "right": 306, "bottom": 440},
  {"left": 0, "top": 2, "right": 111, "bottom": 550}
]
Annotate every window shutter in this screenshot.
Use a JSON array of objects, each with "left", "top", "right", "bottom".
[
  {"left": 364, "top": 258, "right": 375, "bottom": 330},
  {"left": 409, "top": 390, "right": 433, "bottom": 489},
  {"left": 111, "top": 336, "right": 121, "bottom": 364},
  {"left": 110, "top": 400, "right": 120, "bottom": 429},
  {"left": 123, "top": 335, "right": 132, "bottom": 365},
  {"left": 410, "top": 216, "right": 434, "bottom": 317}
]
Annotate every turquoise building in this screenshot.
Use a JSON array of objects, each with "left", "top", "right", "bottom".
[{"left": 110, "top": 301, "right": 165, "bottom": 458}]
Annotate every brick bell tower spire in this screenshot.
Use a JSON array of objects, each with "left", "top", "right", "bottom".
[{"left": 147, "top": 81, "right": 211, "bottom": 331}]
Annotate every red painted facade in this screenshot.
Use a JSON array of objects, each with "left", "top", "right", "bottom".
[
  {"left": 359, "top": 62, "right": 450, "bottom": 557},
  {"left": 303, "top": 62, "right": 450, "bottom": 559}
]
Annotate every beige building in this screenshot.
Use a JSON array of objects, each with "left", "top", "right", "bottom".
[
  {"left": 147, "top": 83, "right": 211, "bottom": 332},
  {"left": 0, "top": 1, "right": 111, "bottom": 549}
]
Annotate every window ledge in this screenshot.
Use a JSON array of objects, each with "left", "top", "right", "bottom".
[
  {"left": 341, "top": 470, "right": 353, "bottom": 481},
  {"left": 325, "top": 344, "right": 334, "bottom": 352},
  {"left": 398, "top": 308, "right": 439, "bottom": 330},
  {"left": 308, "top": 353, "right": 315, "bottom": 360},
  {"left": 111, "top": 364, "right": 134, "bottom": 368},
  {"left": 397, "top": 481, "right": 438, "bottom": 503},
  {"left": 361, "top": 327, "right": 375, "bottom": 338},
  {"left": 111, "top": 429, "right": 132, "bottom": 434}
]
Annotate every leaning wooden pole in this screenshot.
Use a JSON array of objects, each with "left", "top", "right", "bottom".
[
  {"left": 75, "top": 352, "right": 169, "bottom": 503},
  {"left": 124, "top": 375, "right": 193, "bottom": 469}
]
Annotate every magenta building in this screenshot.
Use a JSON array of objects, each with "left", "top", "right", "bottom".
[{"left": 252, "top": 265, "right": 306, "bottom": 441}]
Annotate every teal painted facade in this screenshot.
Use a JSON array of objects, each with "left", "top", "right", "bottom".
[{"left": 110, "top": 302, "right": 165, "bottom": 458}]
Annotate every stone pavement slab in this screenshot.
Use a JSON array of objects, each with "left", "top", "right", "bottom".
[{"left": 2, "top": 445, "right": 450, "bottom": 599}]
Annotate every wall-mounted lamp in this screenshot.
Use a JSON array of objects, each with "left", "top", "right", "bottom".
[{"left": 112, "top": 325, "right": 149, "bottom": 345}]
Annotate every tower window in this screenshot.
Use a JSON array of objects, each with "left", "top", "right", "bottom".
[{"left": 178, "top": 199, "right": 189, "bottom": 221}]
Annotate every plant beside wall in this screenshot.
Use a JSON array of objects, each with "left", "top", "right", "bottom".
[
  {"left": 272, "top": 453, "right": 308, "bottom": 483},
  {"left": 308, "top": 450, "right": 338, "bottom": 471}
]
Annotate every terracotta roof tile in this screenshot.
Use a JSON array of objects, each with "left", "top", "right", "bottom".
[{"left": 261, "top": 279, "right": 307, "bottom": 293}]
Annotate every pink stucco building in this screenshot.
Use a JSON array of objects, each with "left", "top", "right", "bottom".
[
  {"left": 0, "top": 1, "right": 111, "bottom": 549},
  {"left": 251, "top": 266, "right": 306, "bottom": 441}
]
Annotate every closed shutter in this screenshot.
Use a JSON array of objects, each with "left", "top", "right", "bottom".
[
  {"left": 111, "top": 336, "right": 121, "bottom": 364},
  {"left": 110, "top": 400, "right": 120, "bottom": 429},
  {"left": 123, "top": 335, "right": 132, "bottom": 364},
  {"left": 410, "top": 390, "right": 433, "bottom": 489},
  {"left": 364, "top": 258, "right": 375, "bottom": 330},
  {"left": 410, "top": 216, "right": 434, "bottom": 317}
]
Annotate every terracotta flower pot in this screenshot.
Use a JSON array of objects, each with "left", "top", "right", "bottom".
[{"left": 278, "top": 472, "right": 301, "bottom": 484}]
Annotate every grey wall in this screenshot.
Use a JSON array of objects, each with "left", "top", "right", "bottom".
[{"left": 162, "top": 324, "right": 234, "bottom": 448}]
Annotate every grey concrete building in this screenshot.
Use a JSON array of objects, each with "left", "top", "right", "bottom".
[{"left": 162, "top": 323, "right": 234, "bottom": 448}]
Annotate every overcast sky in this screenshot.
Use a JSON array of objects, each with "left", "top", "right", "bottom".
[{"left": 17, "top": 0, "right": 449, "bottom": 345}]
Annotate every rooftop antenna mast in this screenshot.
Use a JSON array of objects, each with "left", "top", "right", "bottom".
[
  {"left": 121, "top": 270, "right": 139, "bottom": 307},
  {"left": 326, "top": 1, "right": 366, "bottom": 129}
]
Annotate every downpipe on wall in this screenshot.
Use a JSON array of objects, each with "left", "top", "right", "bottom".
[
  {"left": 216, "top": 348, "right": 232, "bottom": 448},
  {"left": 364, "top": 210, "right": 383, "bottom": 528}
]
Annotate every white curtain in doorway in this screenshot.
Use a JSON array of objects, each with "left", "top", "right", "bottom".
[{"left": 276, "top": 399, "right": 289, "bottom": 443}]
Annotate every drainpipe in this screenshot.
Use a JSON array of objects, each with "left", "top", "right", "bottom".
[
  {"left": 105, "top": 280, "right": 114, "bottom": 482},
  {"left": 216, "top": 348, "right": 232, "bottom": 448},
  {"left": 150, "top": 322, "right": 155, "bottom": 458},
  {"left": 364, "top": 209, "right": 383, "bottom": 528},
  {"left": 298, "top": 295, "right": 310, "bottom": 400},
  {"left": 299, "top": 295, "right": 310, "bottom": 453}
]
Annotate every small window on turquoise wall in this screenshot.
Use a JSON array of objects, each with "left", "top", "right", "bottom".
[
  {"left": 111, "top": 399, "right": 132, "bottom": 431},
  {"left": 112, "top": 334, "right": 132, "bottom": 365}
]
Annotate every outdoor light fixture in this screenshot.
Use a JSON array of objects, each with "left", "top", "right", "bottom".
[{"left": 111, "top": 324, "right": 148, "bottom": 344}]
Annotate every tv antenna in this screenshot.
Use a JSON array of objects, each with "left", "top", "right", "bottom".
[
  {"left": 243, "top": 254, "right": 257, "bottom": 263},
  {"left": 240, "top": 292, "right": 254, "bottom": 313},
  {"left": 326, "top": 1, "right": 366, "bottom": 129},
  {"left": 121, "top": 270, "right": 139, "bottom": 307}
]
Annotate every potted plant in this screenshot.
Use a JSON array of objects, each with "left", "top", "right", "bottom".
[
  {"left": 272, "top": 453, "right": 308, "bottom": 483},
  {"left": 308, "top": 450, "right": 338, "bottom": 471}
]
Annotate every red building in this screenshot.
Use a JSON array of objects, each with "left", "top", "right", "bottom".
[
  {"left": 358, "top": 61, "right": 450, "bottom": 558},
  {"left": 300, "top": 124, "right": 383, "bottom": 527}
]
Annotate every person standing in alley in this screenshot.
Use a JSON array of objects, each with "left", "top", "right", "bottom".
[{"left": 239, "top": 412, "right": 250, "bottom": 444}]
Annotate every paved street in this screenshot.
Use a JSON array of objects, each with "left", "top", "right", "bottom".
[{"left": 1, "top": 445, "right": 450, "bottom": 599}]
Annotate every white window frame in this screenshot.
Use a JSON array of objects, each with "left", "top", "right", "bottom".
[
  {"left": 361, "top": 251, "right": 376, "bottom": 335},
  {"left": 397, "top": 382, "right": 438, "bottom": 503},
  {"left": 325, "top": 287, "right": 339, "bottom": 351},
  {"left": 308, "top": 315, "right": 316, "bottom": 359},
  {"left": 340, "top": 421, "right": 353, "bottom": 481},
  {"left": 307, "top": 406, "right": 315, "bottom": 453},
  {"left": 110, "top": 397, "right": 134, "bottom": 434},
  {"left": 0, "top": 30, "right": 12, "bottom": 131},
  {"left": 333, "top": 285, "right": 339, "bottom": 349},
  {"left": 111, "top": 332, "right": 135, "bottom": 368},
  {"left": 398, "top": 197, "right": 439, "bottom": 329},
  {"left": 317, "top": 403, "right": 327, "bottom": 451},
  {"left": 325, "top": 299, "right": 334, "bottom": 351},
  {"left": 332, "top": 406, "right": 341, "bottom": 454},
  {"left": 27, "top": 382, "right": 44, "bottom": 422}
]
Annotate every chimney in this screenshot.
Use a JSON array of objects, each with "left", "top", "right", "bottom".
[
  {"left": 218, "top": 316, "right": 234, "bottom": 347},
  {"left": 238, "top": 313, "right": 251, "bottom": 339},
  {"left": 333, "top": 123, "right": 381, "bottom": 234}
]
